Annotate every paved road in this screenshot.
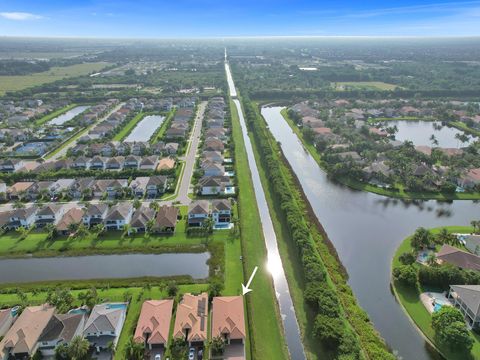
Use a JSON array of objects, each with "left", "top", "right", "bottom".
[
  {"left": 46, "top": 102, "right": 125, "bottom": 161},
  {"left": 171, "top": 101, "right": 206, "bottom": 205}
]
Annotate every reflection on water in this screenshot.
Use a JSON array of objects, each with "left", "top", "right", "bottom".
[{"left": 262, "top": 106, "right": 479, "bottom": 360}]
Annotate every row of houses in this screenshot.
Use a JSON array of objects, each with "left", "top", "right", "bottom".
[
  {"left": 164, "top": 107, "right": 195, "bottom": 139},
  {"left": 0, "top": 155, "right": 176, "bottom": 174},
  {"left": 197, "top": 97, "right": 235, "bottom": 196},
  {"left": 0, "top": 293, "right": 245, "bottom": 360},
  {"left": 4, "top": 175, "right": 169, "bottom": 201},
  {"left": 69, "top": 140, "right": 179, "bottom": 157}
]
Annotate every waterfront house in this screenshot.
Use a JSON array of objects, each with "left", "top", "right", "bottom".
[
  {"left": 212, "top": 296, "right": 246, "bottom": 346},
  {"left": 7, "top": 207, "right": 37, "bottom": 230},
  {"left": 38, "top": 313, "right": 85, "bottom": 357},
  {"left": 458, "top": 168, "right": 480, "bottom": 189},
  {"left": 56, "top": 208, "right": 84, "bottom": 235},
  {"left": 448, "top": 285, "right": 480, "bottom": 328},
  {"left": 173, "top": 293, "right": 208, "bottom": 347},
  {"left": 202, "top": 150, "right": 223, "bottom": 163},
  {"left": 436, "top": 244, "right": 480, "bottom": 271},
  {"left": 134, "top": 300, "right": 173, "bottom": 351},
  {"left": 212, "top": 199, "right": 232, "bottom": 226},
  {"left": 0, "top": 305, "right": 55, "bottom": 360},
  {"left": 130, "top": 206, "right": 155, "bottom": 233},
  {"left": 465, "top": 235, "right": 480, "bottom": 256},
  {"left": 35, "top": 204, "right": 64, "bottom": 228},
  {"left": 104, "top": 202, "right": 133, "bottom": 230},
  {"left": 83, "top": 303, "right": 128, "bottom": 354},
  {"left": 201, "top": 160, "right": 225, "bottom": 177},
  {"left": 83, "top": 203, "right": 109, "bottom": 227},
  {"left": 198, "top": 176, "right": 231, "bottom": 196},
  {"left": 188, "top": 200, "right": 210, "bottom": 227},
  {"left": 0, "top": 308, "right": 16, "bottom": 338},
  {"left": 204, "top": 137, "right": 224, "bottom": 152},
  {"left": 152, "top": 205, "right": 179, "bottom": 233}
]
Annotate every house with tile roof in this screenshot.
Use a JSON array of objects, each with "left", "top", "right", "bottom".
[
  {"left": 173, "top": 293, "right": 208, "bottom": 347},
  {"left": 134, "top": 300, "right": 173, "bottom": 350},
  {"left": 38, "top": 313, "right": 85, "bottom": 357},
  {"left": 83, "top": 303, "right": 128, "bottom": 353},
  {"left": 188, "top": 200, "right": 210, "bottom": 227},
  {"left": 437, "top": 244, "right": 480, "bottom": 271},
  {"left": 152, "top": 205, "right": 179, "bottom": 233},
  {"left": 130, "top": 206, "right": 155, "bottom": 233},
  {"left": 212, "top": 296, "right": 246, "bottom": 345},
  {"left": 83, "top": 203, "right": 109, "bottom": 227},
  {"left": 0, "top": 305, "right": 55, "bottom": 360},
  {"left": 104, "top": 202, "right": 133, "bottom": 230},
  {"left": 0, "top": 308, "right": 16, "bottom": 338},
  {"left": 57, "top": 208, "right": 84, "bottom": 235}
]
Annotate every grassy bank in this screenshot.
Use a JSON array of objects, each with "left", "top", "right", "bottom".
[
  {"left": 392, "top": 226, "right": 480, "bottom": 360},
  {"left": 150, "top": 109, "right": 176, "bottom": 143},
  {"left": 450, "top": 121, "right": 480, "bottom": 138},
  {"left": 280, "top": 109, "right": 480, "bottom": 200},
  {"left": 34, "top": 104, "right": 78, "bottom": 126},
  {"left": 230, "top": 99, "right": 289, "bottom": 360}
]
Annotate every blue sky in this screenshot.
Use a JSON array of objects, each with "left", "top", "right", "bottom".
[{"left": 1, "top": 0, "right": 480, "bottom": 37}]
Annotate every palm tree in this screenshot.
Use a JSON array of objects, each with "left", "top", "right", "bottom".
[
  {"left": 125, "top": 338, "right": 144, "bottom": 360},
  {"left": 429, "top": 134, "right": 438, "bottom": 146},
  {"left": 122, "top": 224, "right": 135, "bottom": 238},
  {"left": 16, "top": 226, "right": 28, "bottom": 240},
  {"left": 472, "top": 220, "right": 478, "bottom": 234},
  {"left": 149, "top": 201, "right": 160, "bottom": 211},
  {"left": 68, "top": 336, "right": 90, "bottom": 360}
]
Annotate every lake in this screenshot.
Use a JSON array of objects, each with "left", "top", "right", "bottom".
[
  {"left": 392, "top": 120, "right": 476, "bottom": 148},
  {"left": 124, "top": 114, "right": 165, "bottom": 142},
  {"left": 262, "top": 106, "right": 479, "bottom": 360},
  {"left": 0, "top": 253, "right": 210, "bottom": 284},
  {"left": 49, "top": 106, "right": 90, "bottom": 126}
]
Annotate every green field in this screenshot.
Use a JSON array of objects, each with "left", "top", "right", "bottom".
[
  {"left": 0, "top": 62, "right": 110, "bottom": 94},
  {"left": 230, "top": 99, "right": 289, "bottom": 360},
  {"left": 332, "top": 81, "right": 398, "bottom": 91},
  {"left": 392, "top": 226, "right": 480, "bottom": 360}
]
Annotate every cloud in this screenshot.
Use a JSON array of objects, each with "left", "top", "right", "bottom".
[{"left": 0, "top": 12, "right": 43, "bottom": 20}]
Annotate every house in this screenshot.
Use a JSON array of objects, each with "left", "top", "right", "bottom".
[
  {"left": 7, "top": 207, "right": 37, "bottom": 230},
  {"left": 369, "top": 127, "right": 388, "bottom": 137},
  {"left": 92, "top": 179, "right": 128, "bottom": 198},
  {"left": 130, "top": 206, "right": 155, "bottom": 233},
  {"left": 89, "top": 156, "right": 105, "bottom": 170},
  {"left": 105, "top": 156, "right": 124, "bottom": 170},
  {"left": 448, "top": 285, "right": 480, "bottom": 328},
  {"left": 69, "top": 178, "right": 95, "bottom": 199},
  {"left": 37, "top": 313, "right": 85, "bottom": 357},
  {"left": 56, "top": 208, "right": 84, "bottom": 235},
  {"left": 83, "top": 203, "right": 109, "bottom": 227},
  {"left": 173, "top": 293, "right": 208, "bottom": 347},
  {"left": 134, "top": 300, "right": 173, "bottom": 351},
  {"left": 146, "top": 176, "right": 168, "bottom": 198},
  {"left": 152, "top": 205, "right": 179, "bottom": 233},
  {"left": 465, "top": 235, "right": 480, "bottom": 256},
  {"left": 436, "top": 244, "right": 480, "bottom": 271},
  {"left": 7, "top": 181, "right": 34, "bottom": 200},
  {"left": 0, "top": 308, "right": 16, "bottom": 338},
  {"left": 27, "top": 181, "right": 54, "bottom": 200},
  {"left": 202, "top": 151, "right": 224, "bottom": 163},
  {"left": 130, "top": 142, "right": 148, "bottom": 156},
  {"left": 458, "top": 168, "right": 480, "bottom": 189},
  {"left": 204, "top": 137, "right": 224, "bottom": 152},
  {"left": 0, "top": 159, "right": 24, "bottom": 173},
  {"left": 49, "top": 179, "right": 76, "bottom": 197},
  {"left": 0, "top": 183, "right": 5, "bottom": 200},
  {"left": 198, "top": 176, "right": 231, "bottom": 196},
  {"left": 124, "top": 155, "right": 140, "bottom": 169},
  {"left": 201, "top": 160, "right": 225, "bottom": 177},
  {"left": 164, "top": 143, "right": 179, "bottom": 155},
  {"left": 104, "top": 202, "right": 133, "bottom": 230},
  {"left": 83, "top": 303, "right": 128, "bottom": 353},
  {"left": 139, "top": 156, "right": 159, "bottom": 170},
  {"left": 130, "top": 177, "right": 150, "bottom": 198},
  {"left": 0, "top": 305, "right": 55, "bottom": 360},
  {"left": 157, "top": 157, "right": 176, "bottom": 172},
  {"left": 71, "top": 156, "right": 90, "bottom": 170},
  {"left": 188, "top": 200, "right": 210, "bottom": 227},
  {"left": 212, "top": 296, "right": 246, "bottom": 346},
  {"left": 212, "top": 199, "right": 232, "bottom": 225}
]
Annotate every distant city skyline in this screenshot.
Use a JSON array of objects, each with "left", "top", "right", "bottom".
[{"left": 1, "top": 0, "right": 480, "bottom": 37}]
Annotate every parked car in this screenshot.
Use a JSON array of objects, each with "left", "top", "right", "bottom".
[
  {"left": 188, "top": 347, "right": 195, "bottom": 360},
  {"left": 155, "top": 354, "right": 161, "bottom": 360}
]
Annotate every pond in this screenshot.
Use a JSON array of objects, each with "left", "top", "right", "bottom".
[
  {"left": 49, "top": 106, "right": 90, "bottom": 126},
  {"left": 124, "top": 114, "right": 165, "bottom": 142},
  {"left": 262, "top": 106, "right": 479, "bottom": 360},
  {"left": 0, "top": 253, "right": 210, "bottom": 284},
  {"left": 391, "top": 120, "right": 476, "bottom": 148}
]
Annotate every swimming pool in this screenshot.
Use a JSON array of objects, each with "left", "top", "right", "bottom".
[
  {"left": 106, "top": 303, "right": 128, "bottom": 310},
  {"left": 433, "top": 303, "right": 443, "bottom": 312}
]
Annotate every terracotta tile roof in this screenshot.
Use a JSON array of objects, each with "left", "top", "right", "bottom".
[
  {"left": 154, "top": 205, "right": 178, "bottom": 229},
  {"left": 134, "top": 300, "right": 173, "bottom": 345},
  {"left": 57, "top": 208, "right": 84, "bottom": 231},
  {"left": 212, "top": 296, "right": 246, "bottom": 341},
  {"left": 173, "top": 293, "right": 208, "bottom": 343}
]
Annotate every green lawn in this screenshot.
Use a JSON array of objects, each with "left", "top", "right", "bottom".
[
  {"left": 112, "top": 112, "right": 146, "bottom": 141},
  {"left": 450, "top": 121, "right": 480, "bottom": 138},
  {"left": 150, "top": 109, "right": 176, "bottom": 143},
  {"left": 230, "top": 99, "right": 289, "bottom": 360},
  {"left": 34, "top": 104, "right": 78, "bottom": 126},
  {"left": 332, "top": 81, "right": 398, "bottom": 91},
  {"left": 280, "top": 109, "right": 480, "bottom": 201},
  {"left": 0, "top": 62, "right": 110, "bottom": 95},
  {"left": 44, "top": 126, "right": 90, "bottom": 159},
  {"left": 392, "top": 226, "right": 480, "bottom": 360}
]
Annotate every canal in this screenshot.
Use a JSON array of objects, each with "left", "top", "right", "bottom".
[
  {"left": 0, "top": 253, "right": 210, "bottom": 284},
  {"left": 261, "top": 106, "right": 479, "bottom": 360},
  {"left": 226, "top": 60, "right": 306, "bottom": 360}
]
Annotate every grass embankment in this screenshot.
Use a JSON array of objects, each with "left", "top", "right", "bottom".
[
  {"left": 230, "top": 99, "right": 288, "bottom": 360},
  {"left": 254, "top": 103, "right": 393, "bottom": 359},
  {"left": 332, "top": 81, "right": 398, "bottom": 91},
  {"left": 112, "top": 112, "right": 146, "bottom": 141},
  {"left": 34, "top": 104, "right": 78, "bottom": 126},
  {"left": 150, "top": 109, "right": 176, "bottom": 143},
  {"left": 0, "top": 62, "right": 110, "bottom": 95},
  {"left": 450, "top": 121, "right": 480, "bottom": 138},
  {"left": 392, "top": 226, "right": 480, "bottom": 360},
  {"left": 280, "top": 108, "right": 480, "bottom": 200}
]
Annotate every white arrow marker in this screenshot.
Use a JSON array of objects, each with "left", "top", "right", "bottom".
[{"left": 242, "top": 266, "right": 258, "bottom": 296}]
